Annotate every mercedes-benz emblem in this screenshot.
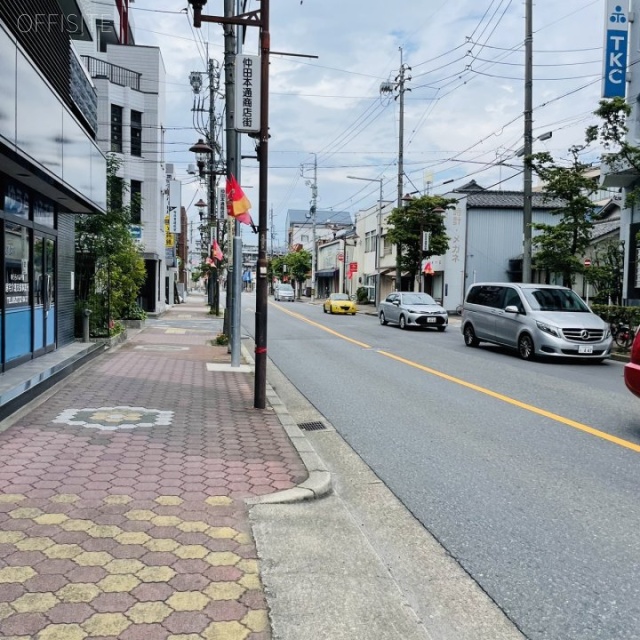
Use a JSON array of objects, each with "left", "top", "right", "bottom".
[{"left": 580, "top": 329, "right": 589, "bottom": 340}]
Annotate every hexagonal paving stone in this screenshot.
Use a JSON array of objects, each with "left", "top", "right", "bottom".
[
  {"left": 0, "top": 494, "right": 26, "bottom": 503},
  {"left": 204, "top": 497, "right": 233, "bottom": 507},
  {"left": 8, "top": 507, "right": 43, "bottom": 519},
  {"left": 104, "top": 559, "right": 145, "bottom": 575},
  {"left": 42, "top": 544, "right": 84, "bottom": 559},
  {"left": 56, "top": 583, "right": 102, "bottom": 604},
  {"left": 239, "top": 573, "right": 261, "bottom": 591},
  {"left": 173, "top": 545, "right": 209, "bottom": 560},
  {"left": 82, "top": 612, "right": 131, "bottom": 636},
  {"left": 242, "top": 609, "right": 269, "bottom": 633},
  {"left": 176, "top": 521, "right": 210, "bottom": 533},
  {"left": 11, "top": 592, "right": 59, "bottom": 613},
  {"left": 86, "top": 525, "right": 123, "bottom": 539},
  {"left": 204, "top": 552, "right": 240, "bottom": 567},
  {"left": 126, "top": 601, "right": 173, "bottom": 624},
  {"left": 15, "top": 537, "right": 54, "bottom": 551},
  {"left": 155, "top": 496, "right": 183, "bottom": 506},
  {"left": 34, "top": 513, "right": 69, "bottom": 525},
  {"left": 0, "top": 566, "right": 37, "bottom": 583},
  {"left": 150, "top": 515, "right": 182, "bottom": 527},
  {"left": 143, "top": 538, "right": 180, "bottom": 552},
  {"left": 50, "top": 494, "right": 80, "bottom": 504},
  {"left": 166, "top": 591, "right": 210, "bottom": 612},
  {"left": 236, "top": 559, "right": 259, "bottom": 574},
  {"left": 60, "top": 520, "right": 94, "bottom": 533},
  {"left": 115, "top": 532, "right": 151, "bottom": 545},
  {"left": 124, "top": 510, "right": 156, "bottom": 521},
  {"left": 202, "top": 621, "right": 250, "bottom": 640},
  {"left": 0, "top": 531, "right": 26, "bottom": 544},
  {"left": 103, "top": 495, "right": 133, "bottom": 505},
  {"left": 206, "top": 527, "right": 238, "bottom": 539},
  {"left": 37, "top": 622, "right": 88, "bottom": 640},
  {"left": 97, "top": 575, "right": 141, "bottom": 593},
  {"left": 204, "top": 582, "right": 246, "bottom": 601},
  {"left": 136, "top": 566, "right": 176, "bottom": 583},
  {"left": 73, "top": 551, "right": 113, "bottom": 566}
]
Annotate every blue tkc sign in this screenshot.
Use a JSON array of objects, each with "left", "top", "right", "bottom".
[{"left": 603, "top": 1, "right": 629, "bottom": 98}]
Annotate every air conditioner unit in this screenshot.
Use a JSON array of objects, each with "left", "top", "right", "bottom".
[
  {"left": 166, "top": 163, "right": 174, "bottom": 177},
  {"left": 187, "top": 164, "right": 197, "bottom": 175}
]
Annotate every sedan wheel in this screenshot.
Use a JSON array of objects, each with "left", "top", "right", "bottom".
[
  {"left": 323, "top": 306, "right": 327, "bottom": 313},
  {"left": 437, "top": 326, "right": 446, "bottom": 332},
  {"left": 379, "top": 312, "right": 387, "bottom": 326},
  {"left": 399, "top": 315, "right": 407, "bottom": 330},
  {"left": 463, "top": 324, "right": 479, "bottom": 347},
  {"left": 518, "top": 333, "right": 535, "bottom": 360}
]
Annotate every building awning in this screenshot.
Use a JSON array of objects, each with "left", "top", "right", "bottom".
[{"left": 316, "top": 269, "right": 338, "bottom": 278}]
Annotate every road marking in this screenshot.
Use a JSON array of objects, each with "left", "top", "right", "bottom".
[{"left": 273, "top": 303, "right": 640, "bottom": 454}]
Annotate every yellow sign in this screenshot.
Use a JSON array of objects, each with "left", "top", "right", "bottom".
[{"left": 164, "top": 216, "right": 174, "bottom": 247}]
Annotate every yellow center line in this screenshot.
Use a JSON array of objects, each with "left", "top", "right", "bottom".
[{"left": 272, "top": 302, "right": 640, "bottom": 453}]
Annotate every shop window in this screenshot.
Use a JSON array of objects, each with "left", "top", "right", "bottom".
[
  {"left": 4, "top": 182, "right": 29, "bottom": 219},
  {"left": 33, "top": 198, "right": 55, "bottom": 228}
]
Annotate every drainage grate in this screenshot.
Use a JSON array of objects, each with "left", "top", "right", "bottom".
[{"left": 298, "top": 421, "right": 327, "bottom": 431}]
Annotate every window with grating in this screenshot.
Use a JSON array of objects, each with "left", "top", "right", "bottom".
[{"left": 111, "top": 104, "right": 123, "bottom": 153}]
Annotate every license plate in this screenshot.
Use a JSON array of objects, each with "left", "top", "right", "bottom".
[
  {"left": 426, "top": 317, "right": 436, "bottom": 323},
  {"left": 578, "top": 345, "right": 593, "bottom": 354}
]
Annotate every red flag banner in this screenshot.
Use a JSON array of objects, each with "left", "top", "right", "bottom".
[
  {"left": 226, "top": 174, "right": 254, "bottom": 227},
  {"left": 423, "top": 261, "right": 434, "bottom": 275},
  {"left": 212, "top": 239, "right": 223, "bottom": 262}
]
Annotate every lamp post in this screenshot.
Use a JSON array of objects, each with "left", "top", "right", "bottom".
[{"left": 347, "top": 175, "right": 383, "bottom": 307}]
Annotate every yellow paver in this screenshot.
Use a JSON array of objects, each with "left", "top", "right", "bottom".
[
  {"left": 126, "top": 601, "right": 173, "bottom": 624},
  {"left": 155, "top": 496, "right": 184, "bottom": 506},
  {"left": 103, "top": 495, "right": 132, "bottom": 505},
  {"left": 203, "top": 621, "right": 250, "bottom": 640},
  {"left": 204, "top": 551, "right": 240, "bottom": 566},
  {"left": 96, "top": 574, "right": 141, "bottom": 593},
  {"left": 56, "top": 583, "right": 101, "bottom": 603},
  {"left": 150, "top": 515, "right": 182, "bottom": 527},
  {"left": 239, "top": 574, "right": 261, "bottom": 590},
  {"left": 166, "top": 591, "right": 210, "bottom": 612},
  {"left": 0, "top": 566, "right": 36, "bottom": 583},
  {"left": 124, "top": 509, "right": 157, "bottom": 521},
  {"left": 15, "top": 536, "right": 54, "bottom": 551},
  {"left": 143, "top": 538, "right": 180, "bottom": 552},
  {"left": 206, "top": 527, "right": 238, "bottom": 539},
  {"left": 176, "top": 520, "right": 209, "bottom": 533},
  {"left": 174, "top": 544, "right": 209, "bottom": 559},
  {"left": 86, "top": 524, "right": 123, "bottom": 538},
  {"left": 12, "top": 592, "right": 59, "bottom": 613},
  {"left": 42, "top": 543, "right": 83, "bottom": 559},
  {"left": 136, "top": 566, "right": 176, "bottom": 583},
  {"left": 236, "top": 559, "right": 259, "bottom": 574},
  {"left": 8, "top": 507, "right": 43, "bottom": 519},
  {"left": 60, "top": 519, "right": 94, "bottom": 532},
  {"left": 38, "top": 623, "right": 88, "bottom": 640},
  {"left": 114, "top": 531, "right": 151, "bottom": 545},
  {"left": 104, "top": 559, "right": 145, "bottom": 574},
  {"left": 50, "top": 494, "right": 80, "bottom": 504},
  {"left": 204, "top": 582, "right": 246, "bottom": 601},
  {"left": 73, "top": 551, "right": 114, "bottom": 566},
  {"left": 0, "top": 531, "right": 26, "bottom": 544},
  {"left": 82, "top": 613, "right": 131, "bottom": 636},
  {"left": 242, "top": 610, "right": 269, "bottom": 633},
  {"left": 34, "top": 513, "right": 69, "bottom": 525},
  {"left": 0, "top": 494, "right": 25, "bottom": 503}
]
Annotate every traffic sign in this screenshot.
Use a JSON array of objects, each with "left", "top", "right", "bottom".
[
  {"left": 584, "top": 258, "right": 592, "bottom": 267},
  {"left": 337, "top": 252, "right": 344, "bottom": 262}
]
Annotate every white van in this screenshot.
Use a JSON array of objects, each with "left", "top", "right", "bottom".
[{"left": 461, "top": 283, "right": 612, "bottom": 361}]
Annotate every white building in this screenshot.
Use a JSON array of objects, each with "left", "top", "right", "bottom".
[{"left": 74, "top": 0, "right": 170, "bottom": 313}]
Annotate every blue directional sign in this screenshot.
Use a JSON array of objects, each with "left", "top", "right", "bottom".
[{"left": 603, "top": 1, "right": 629, "bottom": 98}]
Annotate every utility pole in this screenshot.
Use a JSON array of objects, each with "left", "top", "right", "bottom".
[
  {"left": 522, "top": 0, "right": 533, "bottom": 283},
  {"left": 381, "top": 49, "right": 410, "bottom": 291},
  {"left": 308, "top": 153, "right": 318, "bottom": 300}
]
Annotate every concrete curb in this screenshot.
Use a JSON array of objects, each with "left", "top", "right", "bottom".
[{"left": 240, "top": 343, "right": 333, "bottom": 505}]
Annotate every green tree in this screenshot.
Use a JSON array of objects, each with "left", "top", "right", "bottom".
[
  {"left": 75, "top": 154, "right": 146, "bottom": 335},
  {"left": 527, "top": 145, "right": 597, "bottom": 288},
  {"left": 385, "top": 195, "right": 453, "bottom": 289},
  {"left": 584, "top": 239, "right": 625, "bottom": 305},
  {"left": 284, "top": 250, "right": 311, "bottom": 298}
]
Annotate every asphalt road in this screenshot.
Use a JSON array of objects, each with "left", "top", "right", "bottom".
[{"left": 242, "top": 294, "right": 640, "bottom": 640}]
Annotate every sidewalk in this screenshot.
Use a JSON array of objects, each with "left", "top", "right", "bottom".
[{"left": 0, "top": 294, "right": 312, "bottom": 640}]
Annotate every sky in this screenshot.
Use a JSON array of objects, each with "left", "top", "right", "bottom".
[{"left": 130, "top": 0, "right": 608, "bottom": 248}]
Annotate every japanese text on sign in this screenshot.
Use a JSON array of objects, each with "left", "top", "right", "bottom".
[{"left": 234, "top": 55, "right": 261, "bottom": 133}]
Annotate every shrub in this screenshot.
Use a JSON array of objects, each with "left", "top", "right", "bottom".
[{"left": 356, "top": 286, "right": 369, "bottom": 304}]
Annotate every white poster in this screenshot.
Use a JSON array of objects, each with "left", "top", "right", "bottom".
[
  {"left": 169, "top": 180, "right": 181, "bottom": 234},
  {"left": 235, "top": 54, "right": 261, "bottom": 133}
]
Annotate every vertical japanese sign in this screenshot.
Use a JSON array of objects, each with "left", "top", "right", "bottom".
[
  {"left": 169, "top": 180, "right": 181, "bottom": 234},
  {"left": 217, "top": 187, "right": 226, "bottom": 221},
  {"left": 603, "top": 0, "right": 629, "bottom": 98},
  {"left": 235, "top": 54, "right": 261, "bottom": 133}
]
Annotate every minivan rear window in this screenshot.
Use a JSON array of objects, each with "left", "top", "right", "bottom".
[{"left": 523, "top": 288, "right": 589, "bottom": 312}]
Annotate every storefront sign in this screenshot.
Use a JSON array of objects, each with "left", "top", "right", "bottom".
[{"left": 235, "top": 55, "right": 261, "bottom": 133}]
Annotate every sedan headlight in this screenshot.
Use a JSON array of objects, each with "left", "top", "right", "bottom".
[
  {"left": 604, "top": 326, "right": 612, "bottom": 339},
  {"left": 536, "top": 321, "right": 560, "bottom": 337}
]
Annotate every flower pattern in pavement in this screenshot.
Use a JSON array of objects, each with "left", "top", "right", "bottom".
[{"left": 53, "top": 406, "right": 174, "bottom": 430}]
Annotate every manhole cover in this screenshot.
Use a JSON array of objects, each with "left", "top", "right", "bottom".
[{"left": 298, "top": 421, "right": 327, "bottom": 431}]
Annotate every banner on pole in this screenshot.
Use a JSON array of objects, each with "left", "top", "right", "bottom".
[{"left": 235, "top": 55, "right": 261, "bottom": 133}]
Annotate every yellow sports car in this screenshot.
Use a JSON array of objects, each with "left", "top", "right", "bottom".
[{"left": 323, "top": 293, "right": 357, "bottom": 315}]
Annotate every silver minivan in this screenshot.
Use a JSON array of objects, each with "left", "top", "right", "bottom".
[{"left": 461, "top": 283, "right": 612, "bottom": 361}]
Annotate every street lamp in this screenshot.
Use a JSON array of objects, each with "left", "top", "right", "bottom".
[
  {"left": 347, "top": 175, "right": 383, "bottom": 307},
  {"left": 189, "top": 138, "right": 214, "bottom": 177}
]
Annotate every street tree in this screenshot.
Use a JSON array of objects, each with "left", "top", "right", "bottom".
[
  {"left": 386, "top": 195, "right": 453, "bottom": 289},
  {"left": 526, "top": 145, "right": 597, "bottom": 288},
  {"left": 75, "top": 154, "right": 146, "bottom": 335},
  {"left": 584, "top": 239, "right": 625, "bottom": 305},
  {"left": 284, "top": 249, "right": 311, "bottom": 298}
]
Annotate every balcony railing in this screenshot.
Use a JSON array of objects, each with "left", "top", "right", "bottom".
[{"left": 81, "top": 56, "right": 141, "bottom": 91}]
